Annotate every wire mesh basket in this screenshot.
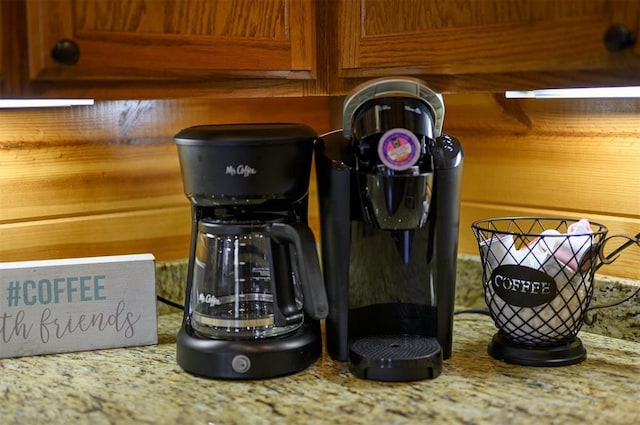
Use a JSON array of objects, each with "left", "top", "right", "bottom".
[{"left": 471, "top": 217, "right": 608, "bottom": 346}]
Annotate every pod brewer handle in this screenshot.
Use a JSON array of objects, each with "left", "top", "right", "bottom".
[{"left": 269, "top": 223, "right": 329, "bottom": 320}]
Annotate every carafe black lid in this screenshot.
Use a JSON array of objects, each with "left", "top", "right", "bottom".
[{"left": 174, "top": 123, "right": 316, "bottom": 147}]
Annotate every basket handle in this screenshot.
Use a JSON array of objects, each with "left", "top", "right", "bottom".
[{"left": 584, "top": 232, "right": 640, "bottom": 325}]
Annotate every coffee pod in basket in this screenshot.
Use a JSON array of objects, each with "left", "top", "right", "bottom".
[
  {"left": 484, "top": 250, "right": 590, "bottom": 346},
  {"left": 479, "top": 234, "right": 525, "bottom": 269}
]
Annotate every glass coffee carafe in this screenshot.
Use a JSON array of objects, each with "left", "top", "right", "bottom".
[{"left": 190, "top": 215, "right": 312, "bottom": 339}]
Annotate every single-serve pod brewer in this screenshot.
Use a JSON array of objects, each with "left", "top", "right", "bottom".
[
  {"left": 472, "top": 217, "right": 640, "bottom": 366},
  {"left": 315, "top": 77, "right": 463, "bottom": 381}
]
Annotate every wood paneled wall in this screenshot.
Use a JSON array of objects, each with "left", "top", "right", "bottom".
[
  {"left": 444, "top": 94, "right": 640, "bottom": 280},
  {"left": 0, "top": 97, "right": 332, "bottom": 263},
  {"left": 1, "top": 94, "right": 638, "bottom": 280}
]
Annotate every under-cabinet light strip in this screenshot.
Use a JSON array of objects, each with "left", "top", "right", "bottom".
[
  {"left": 505, "top": 87, "right": 640, "bottom": 99},
  {"left": 0, "top": 99, "right": 94, "bottom": 108}
]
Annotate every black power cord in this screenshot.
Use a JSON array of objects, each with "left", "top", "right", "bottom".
[
  {"left": 157, "top": 295, "right": 184, "bottom": 311},
  {"left": 454, "top": 308, "right": 490, "bottom": 316}
]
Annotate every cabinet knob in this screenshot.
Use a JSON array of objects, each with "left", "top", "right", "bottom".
[
  {"left": 603, "top": 24, "right": 637, "bottom": 52},
  {"left": 51, "top": 38, "right": 80, "bottom": 65}
]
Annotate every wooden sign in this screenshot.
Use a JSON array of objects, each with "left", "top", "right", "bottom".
[{"left": 0, "top": 254, "right": 158, "bottom": 359}]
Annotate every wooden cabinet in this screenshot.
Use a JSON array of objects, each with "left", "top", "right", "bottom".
[
  {"left": 23, "top": 0, "right": 317, "bottom": 98},
  {"left": 0, "top": 7, "right": 3, "bottom": 95},
  {"left": 334, "top": 0, "right": 640, "bottom": 92},
  {"left": 6, "top": 0, "right": 640, "bottom": 97}
]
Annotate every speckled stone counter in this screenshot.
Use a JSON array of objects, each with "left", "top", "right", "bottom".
[
  {"left": 157, "top": 255, "right": 640, "bottom": 341},
  {"left": 1, "top": 312, "right": 639, "bottom": 424}
]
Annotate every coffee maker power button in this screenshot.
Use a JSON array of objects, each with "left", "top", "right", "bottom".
[{"left": 231, "top": 355, "right": 251, "bottom": 374}]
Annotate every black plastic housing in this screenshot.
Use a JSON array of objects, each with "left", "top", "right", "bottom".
[
  {"left": 315, "top": 129, "right": 463, "bottom": 381},
  {"left": 176, "top": 319, "right": 322, "bottom": 379},
  {"left": 175, "top": 123, "right": 316, "bottom": 208},
  {"left": 174, "top": 123, "right": 325, "bottom": 380}
]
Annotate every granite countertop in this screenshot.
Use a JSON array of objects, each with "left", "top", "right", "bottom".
[
  {"left": 156, "top": 256, "right": 640, "bottom": 344},
  {"left": 2, "top": 256, "right": 638, "bottom": 424},
  {"left": 1, "top": 311, "right": 639, "bottom": 425}
]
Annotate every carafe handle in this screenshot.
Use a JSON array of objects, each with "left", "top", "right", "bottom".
[{"left": 269, "top": 223, "right": 329, "bottom": 320}]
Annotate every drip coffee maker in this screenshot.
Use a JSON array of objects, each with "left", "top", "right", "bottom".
[
  {"left": 174, "top": 123, "right": 328, "bottom": 379},
  {"left": 315, "top": 77, "right": 463, "bottom": 381}
]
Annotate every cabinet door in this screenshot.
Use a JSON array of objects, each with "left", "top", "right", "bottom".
[
  {"left": 0, "top": 8, "right": 3, "bottom": 94},
  {"left": 26, "top": 0, "right": 315, "bottom": 81},
  {"left": 338, "top": 0, "right": 640, "bottom": 78}
]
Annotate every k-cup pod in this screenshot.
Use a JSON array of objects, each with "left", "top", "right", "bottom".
[
  {"left": 554, "top": 233, "right": 595, "bottom": 272},
  {"left": 479, "top": 234, "right": 516, "bottom": 269},
  {"left": 377, "top": 128, "right": 422, "bottom": 171}
]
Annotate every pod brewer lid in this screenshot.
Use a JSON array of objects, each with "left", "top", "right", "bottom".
[{"left": 342, "top": 77, "right": 445, "bottom": 140}]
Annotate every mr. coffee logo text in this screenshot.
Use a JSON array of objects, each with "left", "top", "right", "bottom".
[
  {"left": 1, "top": 273, "right": 141, "bottom": 344},
  {"left": 198, "top": 293, "right": 221, "bottom": 307},
  {"left": 225, "top": 165, "right": 257, "bottom": 177},
  {"left": 490, "top": 265, "right": 558, "bottom": 308}
]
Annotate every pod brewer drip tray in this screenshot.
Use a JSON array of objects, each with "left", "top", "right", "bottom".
[{"left": 349, "top": 335, "right": 443, "bottom": 381}]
